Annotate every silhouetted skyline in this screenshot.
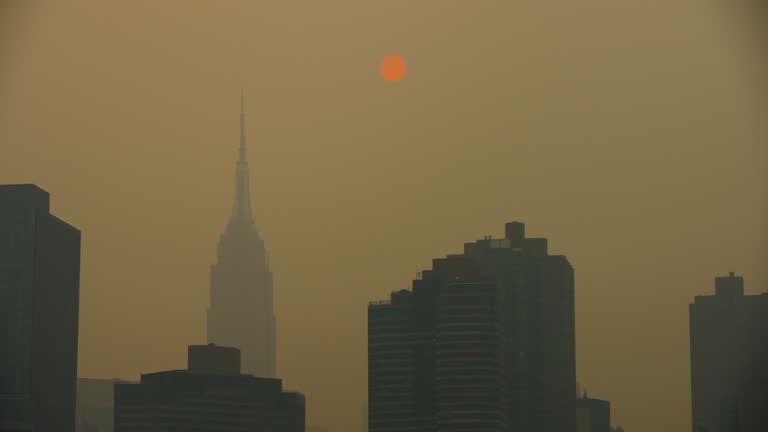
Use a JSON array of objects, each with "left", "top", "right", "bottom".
[
  {"left": 1, "top": 2, "right": 766, "bottom": 431},
  {"left": 1, "top": 183, "right": 766, "bottom": 431}
]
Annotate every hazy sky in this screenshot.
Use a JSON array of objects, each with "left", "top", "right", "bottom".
[{"left": 1, "top": 1, "right": 766, "bottom": 431}]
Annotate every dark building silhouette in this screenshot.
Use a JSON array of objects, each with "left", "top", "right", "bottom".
[
  {"left": 0, "top": 185, "right": 81, "bottom": 432},
  {"left": 207, "top": 94, "right": 276, "bottom": 378},
  {"left": 76, "top": 424, "right": 98, "bottom": 432},
  {"left": 114, "top": 344, "right": 304, "bottom": 432},
  {"left": 689, "top": 273, "right": 768, "bottom": 432},
  {"left": 75, "top": 378, "right": 134, "bottom": 432},
  {"left": 368, "top": 222, "right": 576, "bottom": 432},
  {"left": 736, "top": 378, "right": 768, "bottom": 432},
  {"left": 188, "top": 343, "right": 240, "bottom": 375},
  {"left": 575, "top": 394, "right": 610, "bottom": 432}
]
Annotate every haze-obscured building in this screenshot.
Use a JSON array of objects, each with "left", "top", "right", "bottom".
[
  {"left": 114, "top": 344, "right": 304, "bottom": 432},
  {"left": 689, "top": 272, "right": 768, "bottom": 432},
  {"left": 0, "top": 185, "right": 81, "bottom": 432},
  {"left": 76, "top": 378, "right": 134, "bottom": 432},
  {"left": 207, "top": 95, "right": 276, "bottom": 378},
  {"left": 368, "top": 222, "right": 576, "bottom": 432}
]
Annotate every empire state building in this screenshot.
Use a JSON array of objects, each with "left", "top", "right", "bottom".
[{"left": 207, "top": 94, "right": 276, "bottom": 377}]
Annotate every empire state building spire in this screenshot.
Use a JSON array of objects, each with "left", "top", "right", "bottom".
[
  {"left": 232, "top": 90, "right": 253, "bottom": 222},
  {"left": 210, "top": 91, "right": 276, "bottom": 378}
]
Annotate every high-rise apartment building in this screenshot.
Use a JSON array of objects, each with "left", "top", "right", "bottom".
[
  {"left": 368, "top": 222, "right": 575, "bottom": 432},
  {"left": 689, "top": 273, "right": 768, "bottom": 432}
]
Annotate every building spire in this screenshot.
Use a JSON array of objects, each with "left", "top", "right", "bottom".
[
  {"left": 231, "top": 90, "right": 253, "bottom": 223},
  {"left": 239, "top": 88, "right": 246, "bottom": 161}
]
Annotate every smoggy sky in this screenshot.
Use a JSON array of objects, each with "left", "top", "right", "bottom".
[{"left": 1, "top": 1, "right": 766, "bottom": 431}]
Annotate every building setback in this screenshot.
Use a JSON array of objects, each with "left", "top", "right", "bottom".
[
  {"left": 207, "top": 94, "right": 276, "bottom": 378},
  {"left": 689, "top": 273, "right": 768, "bottom": 432},
  {"left": 114, "top": 344, "right": 304, "bottom": 432},
  {"left": 368, "top": 222, "right": 576, "bottom": 432},
  {"left": 0, "top": 184, "right": 81, "bottom": 432},
  {"left": 575, "top": 395, "right": 610, "bottom": 432}
]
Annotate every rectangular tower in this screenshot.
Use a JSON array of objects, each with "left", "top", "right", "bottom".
[
  {"left": 464, "top": 222, "right": 576, "bottom": 432},
  {"left": 368, "top": 222, "right": 576, "bottom": 432},
  {"left": 188, "top": 343, "right": 241, "bottom": 375},
  {"left": 575, "top": 396, "right": 611, "bottom": 432},
  {"left": 0, "top": 184, "right": 81, "bottom": 432},
  {"left": 689, "top": 273, "right": 768, "bottom": 432},
  {"left": 368, "top": 287, "right": 437, "bottom": 431}
]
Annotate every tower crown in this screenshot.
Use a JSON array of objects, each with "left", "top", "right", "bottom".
[
  {"left": 231, "top": 90, "right": 253, "bottom": 223},
  {"left": 714, "top": 272, "right": 744, "bottom": 298}
]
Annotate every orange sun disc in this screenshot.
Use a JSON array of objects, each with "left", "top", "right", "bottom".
[{"left": 380, "top": 55, "right": 407, "bottom": 82}]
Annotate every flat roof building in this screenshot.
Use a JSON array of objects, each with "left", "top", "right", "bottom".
[
  {"left": 188, "top": 343, "right": 241, "bottom": 375},
  {"left": 115, "top": 345, "right": 304, "bottom": 432},
  {"left": 689, "top": 273, "right": 768, "bottom": 432},
  {"left": 576, "top": 395, "right": 610, "bottom": 432},
  {"left": 0, "top": 184, "right": 81, "bottom": 432}
]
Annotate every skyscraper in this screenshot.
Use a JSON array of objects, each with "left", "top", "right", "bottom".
[
  {"left": 368, "top": 222, "right": 576, "bottom": 432},
  {"left": 689, "top": 273, "right": 768, "bottom": 432},
  {"left": 0, "top": 184, "right": 81, "bottom": 432},
  {"left": 207, "top": 94, "right": 276, "bottom": 378}
]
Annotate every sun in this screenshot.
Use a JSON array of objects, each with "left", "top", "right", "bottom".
[{"left": 380, "top": 55, "right": 407, "bottom": 82}]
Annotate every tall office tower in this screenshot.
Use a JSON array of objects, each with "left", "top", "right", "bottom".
[
  {"left": 368, "top": 222, "right": 576, "bottom": 432},
  {"left": 0, "top": 185, "right": 81, "bottom": 432},
  {"left": 207, "top": 94, "right": 276, "bottom": 377},
  {"left": 114, "top": 345, "right": 305, "bottom": 432},
  {"left": 689, "top": 273, "right": 768, "bottom": 432}
]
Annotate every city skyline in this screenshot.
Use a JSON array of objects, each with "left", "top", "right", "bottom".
[
  {"left": 1, "top": 1, "right": 766, "bottom": 431},
  {"left": 0, "top": 181, "right": 765, "bottom": 432}
]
